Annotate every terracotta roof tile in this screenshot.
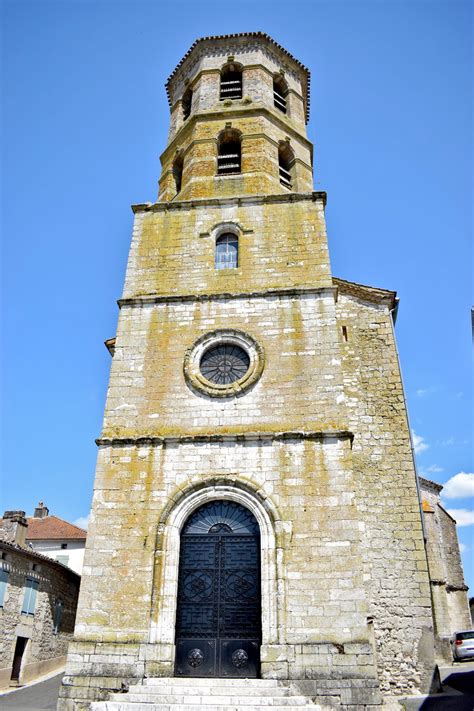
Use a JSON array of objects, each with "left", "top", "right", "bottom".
[{"left": 25, "top": 515, "right": 87, "bottom": 541}]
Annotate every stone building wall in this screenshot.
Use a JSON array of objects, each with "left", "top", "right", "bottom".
[
  {"left": 335, "top": 288, "right": 435, "bottom": 695},
  {"left": 419, "top": 477, "right": 471, "bottom": 652},
  {"left": 0, "top": 541, "right": 80, "bottom": 689}
]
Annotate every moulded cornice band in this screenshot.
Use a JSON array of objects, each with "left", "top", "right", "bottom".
[
  {"left": 96, "top": 430, "right": 354, "bottom": 447},
  {"left": 162, "top": 105, "right": 313, "bottom": 161},
  {"left": 118, "top": 285, "right": 336, "bottom": 308},
  {"left": 132, "top": 190, "right": 327, "bottom": 213}
]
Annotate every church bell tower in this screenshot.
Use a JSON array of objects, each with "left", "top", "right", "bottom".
[{"left": 59, "top": 33, "right": 437, "bottom": 710}]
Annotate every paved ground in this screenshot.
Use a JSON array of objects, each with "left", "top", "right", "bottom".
[
  {"left": 0, "top": 673, "right": 63, "bottom": 710},
  {"left": 400, "top": 661, "right": 474, "bottom": 710}
]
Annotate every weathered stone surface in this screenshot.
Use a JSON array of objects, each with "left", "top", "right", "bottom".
[
  {"left": 59, "top": 32, "right": 438, "bottom": 711},
  {"left": 0, "top": 540, "right": 79, "bottom": 690}
]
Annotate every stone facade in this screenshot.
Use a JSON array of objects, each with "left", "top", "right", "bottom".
[
  {"left": 59, "top": 33, "right": 439, "bottom": 710},
  {"left": 419, "top": 477, "right": 471, "bottom": 660},
  {"left": 0, "top": 514, "right": 80, "bottom": 689}
]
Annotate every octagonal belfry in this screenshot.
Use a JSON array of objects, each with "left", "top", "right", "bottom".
[{"left": 59, "top": 33, "right": 440, "bottom": 711}]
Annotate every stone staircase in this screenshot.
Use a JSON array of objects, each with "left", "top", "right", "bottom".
[{"left": 90, "top": 677, "right": 331, "bottom": 710}]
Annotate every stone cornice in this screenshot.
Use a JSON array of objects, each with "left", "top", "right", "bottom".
[
  {"left": 165, "top": 32, "right": 310, "bottom": 121},
  {"left": 333, "top": 277, "right": 397, "bottom": 311},
  {"left": 161, "top": 104, "right": 312, "bottom": 164},
  {"left": 132, "top": 190, "right": 326, "bottom": 214},
  {"left": 118, "top": 285, "right": 336, "bottom": 308},
  {"left": 96, "top": 430, "right": 354, "bottom": 447}
]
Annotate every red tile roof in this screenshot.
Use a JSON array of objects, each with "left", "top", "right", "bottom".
[{"left": 25, "top": 515, "right": 87, "bottom": 541}]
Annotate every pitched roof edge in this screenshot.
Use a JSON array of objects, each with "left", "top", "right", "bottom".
[
  {"left": 26, "top": 514, "right": 87, "bottom": 540},
  {"left": 419, "top": 476, "right": 444, "bottom": 493},
  {"left": 165, "top": 32, "right": 311, "bottom": 122},
  {"left": 0, "top": 540, "right": 81, "bottom": 580},
  {"left": 333, "top": 276, "right": 398, "bottom": 310}
]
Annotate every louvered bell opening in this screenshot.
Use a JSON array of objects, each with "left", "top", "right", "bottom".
[
  {"left": 273, "top": 90, "right": 287, "bottom": 113},
  {"left": 279, "top": 165, "right": 292, "bottom": 188},
  {"left": 217, "top": 153, "right": 241, "bottom": 174},
  {"left": 220, "top": 79, "right": 242, "bottom": 100}
]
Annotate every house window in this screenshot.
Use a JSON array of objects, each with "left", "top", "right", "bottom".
[
  {"left": 182, "top": 86, "right": 193, "bottom": 120},
  {"left": 273, "top": 75, "right": 288, "bottom": 114},
  {"left": 0, "top": 569, "right": 9, "bottom": 607},
  {"left": 21, "top": 578, "right": 39, "bottom": 615},
  {"left": 215, "top": 234, "right": 238, "bottom": 270},
  {"left": 173, "top": 153, "right": 184, "bottom": 194},
  {"left": 56, "top": 555, "right": 69, "bottom": 567},
  {"left": 278, "top": 142, "right": 295, "bottom": 189},
  {"left": 53, "top": 599, "right": 63, "bottom": 634},
  {"left": 217, "top": 129, "right": 241, "bottom": 175},
  {"left": 220, "top": 63, "right": 242, "bottom": 100}
]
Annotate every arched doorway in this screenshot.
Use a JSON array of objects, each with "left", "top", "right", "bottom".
[{"left": 174, "top": 500, "right": 261, "bottom": 678}]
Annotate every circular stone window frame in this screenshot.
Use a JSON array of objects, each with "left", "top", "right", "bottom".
[{"left": 184, "top": 329, "right": 264, "bottom": 398}]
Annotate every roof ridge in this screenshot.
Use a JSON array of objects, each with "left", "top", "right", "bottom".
[{"left": 26, "top": 514, "right": 87, "bottom": 538}]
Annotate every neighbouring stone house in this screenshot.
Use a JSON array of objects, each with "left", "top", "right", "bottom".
[
  {"left": 419, "top": 477, "right": 471, "bottom": 659},
  {"left": 26, "top": 502, "right": 87, "bottom": 575},
  {"left": 0, "top": 511, "right": 80, "bottom": 689},
  {"left": 59, "top": 32, "right": 469, "bottom": 711}
]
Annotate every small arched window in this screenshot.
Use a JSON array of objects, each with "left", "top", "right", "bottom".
[
  {"left": 220, "top": 63, "right": 242, "bottom": 100},
  {"left": 273, "top": 75, "right": 288, "bottom": 114},
  {"left": 215, "top": 233, "right": 238, "bottom": 269},
  {"left": 173, "top": 153, "right": 184, "bottom": 194},
  {"left": 217, "top": 129, "right": 241, "bottom": 175},
  {"left": 278, "top": 142, "right": 295, "bottom": 189},
  {"left": 182, "top": 87, "right": 193, "bottom": 120}
]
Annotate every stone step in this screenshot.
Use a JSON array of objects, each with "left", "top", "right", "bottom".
[
  {"left": 143, "top": 678, "right": 285, "bottom": 688},
  {"left": 118, "top": 686, "right": 291, "bottom": 698},
  {"left": 92, "top": 705, "right": 322, "bottom": 711},
  {"left": 109, "top": 694, "right": 309, "bottom": 705}
]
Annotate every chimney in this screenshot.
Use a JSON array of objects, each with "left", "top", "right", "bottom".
[
  {"left": 34, "top": 501, "right": 49, "bottom": 519},
  {"left": 1, "top": 511, "right": 28, "bottom": 547}
]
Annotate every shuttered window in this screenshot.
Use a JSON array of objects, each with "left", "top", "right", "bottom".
[
  {"left": 0, "top": 569, "right": 8, "bottom": 607},
  {"left": 53, "top": 599, "right": 63, "bottom": 634},
  {"left": 21, "top": 578, "right": 39, "bottom": 615}
]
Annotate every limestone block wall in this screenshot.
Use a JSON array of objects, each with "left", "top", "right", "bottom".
[
  {"left": 101, "top": 292, "right": 346, "bottom": 439},
  {"left": 124, "top": 195, "right": 330, "bottom": 300},
  {"left": 60, "top": 433, "right": 378, "bottom": 708},
  {"left": 335, "top": 292, "right": 435, "bottom": 696},
  {"left": 0, "top": 545, "right": 79, "bottom": 689},
  {"left": 419, "top": 478, "right": 471, "bottom": 640},
  {"left": 159, "top": 111, "right": 313, "bottom": 202}
]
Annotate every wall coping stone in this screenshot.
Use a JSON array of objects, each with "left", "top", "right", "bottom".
[
  {"left": 96, "top": 430, "right": 354, "bottom": 447},
  {"left": 118, "top": 285, "right": 336, "bottom": 308},
  {"left": 131, "top": 190, "right": 327, "bottom": 213}
]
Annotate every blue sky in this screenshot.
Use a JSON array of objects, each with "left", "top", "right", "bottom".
[{"left": 2, "top": 1, "right": 472, "bottom": 591}]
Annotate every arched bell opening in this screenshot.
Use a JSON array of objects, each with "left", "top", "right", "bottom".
[{"left": 174, "top": 500, "right": 262, "bottom": 678}]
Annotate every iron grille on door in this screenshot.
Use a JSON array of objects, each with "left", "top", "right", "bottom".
[{"left": 175, "top": 501, "right": 261, "bottom": 678}]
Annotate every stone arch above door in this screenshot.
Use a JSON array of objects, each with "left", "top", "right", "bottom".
[{"left": 149, "top": 482, "right": 281, "bottom": 648}]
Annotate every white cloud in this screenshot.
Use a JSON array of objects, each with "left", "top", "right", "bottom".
[
  {"left": 446, "top": 509, "right": 474, "bottom": 527},
  {"left": 416, "top": 387, "right": 435, "bottom": 398},
  {"left": 440, "top": 437, "right": 454, "bottom": 446},
  {"left": 459, "top": 542, "right": 467, "bottom": 553},
  {"left": 420, "top": 464, "right": 444, "bottom": 476},
  {"left": 442, "top": 472, "right": 474, "bottom": 500},
  {"left": 73, "top": 514, "right": 90, "bottom": 530},
  {"left": 412, "top": 430, "right": 429, "bottom": 455}
]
